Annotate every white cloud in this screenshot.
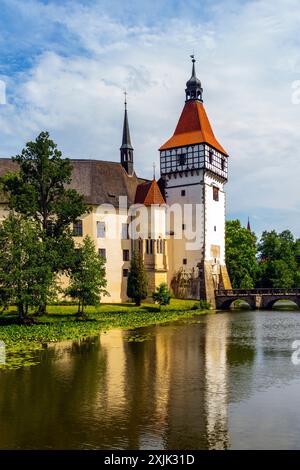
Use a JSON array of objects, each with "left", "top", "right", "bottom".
[{"left": 0, "top": 0, "right": 300, "bottom": 236}]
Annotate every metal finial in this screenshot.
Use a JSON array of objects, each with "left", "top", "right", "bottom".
[
  {"left": 153, "top": 162, "right": 156, "bottom": 180},
  {"left": 124, "top": 90, "right": 127, "bottom": 109}
]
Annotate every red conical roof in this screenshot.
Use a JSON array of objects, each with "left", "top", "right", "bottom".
[
  {"left": 135, "top": 179, "right": 165, "bottom": 206},
  {"left": 159, "top": 100, "right": 228, "bottom": 155}
]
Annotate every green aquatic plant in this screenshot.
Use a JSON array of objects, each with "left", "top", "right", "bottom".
[{"left": 0, "top": 300, "right": 210, "bottom": 370}]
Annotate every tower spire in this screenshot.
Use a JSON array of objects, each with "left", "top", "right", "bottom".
[
  {"left": 247, "top": 217, "right": 251, "bottom": 231},
  {"left": 120, "top": 92, "right": 134, "bottom": 175},
  {"left": 185, "top": 55, "right": 203, "bottom": 102}
]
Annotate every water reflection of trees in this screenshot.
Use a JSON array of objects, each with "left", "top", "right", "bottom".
[{"left": 0, "top": 314, "right": 259, "bottom": 450}]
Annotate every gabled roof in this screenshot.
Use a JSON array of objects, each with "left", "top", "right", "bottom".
[
  {"left": 0, "top": 158, "right": 148, "bottom": 207},
  {"left": 159, "top": 100, "right": 228, "bottom": 156},
  {"left": 135, "top": 179, "right": 165, "bottom": 206}
]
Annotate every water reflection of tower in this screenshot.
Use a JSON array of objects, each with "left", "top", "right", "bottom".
[
  {"left": 162, "top": 316, "right": 229, "bottom": 450},
  {"left": 205, "top": 315, "right": 229, "bottom": 449}
]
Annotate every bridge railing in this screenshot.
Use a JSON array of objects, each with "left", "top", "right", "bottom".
[{"left": 216, "top": 288, "right": 300, "bottom": 296}]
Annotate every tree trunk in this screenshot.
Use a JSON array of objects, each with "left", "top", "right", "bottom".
[
  {"left": 77, "top": 301, "right": 82, "bottom": 316},
  {"left": 18, "top": 303, "right": 24, "bottom": 323},
  {"left": 135, "top": 299, "right": 141, "bottom": 306},
  {"left": 36, "top": 302, "right": 47, "bottom": 316}
]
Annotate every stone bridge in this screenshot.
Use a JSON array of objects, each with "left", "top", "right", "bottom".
[{"left": 216, "top": 288, "right": 300, "bottom": 310}]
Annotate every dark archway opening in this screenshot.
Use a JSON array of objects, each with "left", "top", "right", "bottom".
[
  {"left": 221, "top": 298, "right": 253, "bottom": 311},
  {"left": 266, "top": 299, "right": 300, "bottom": 310}
]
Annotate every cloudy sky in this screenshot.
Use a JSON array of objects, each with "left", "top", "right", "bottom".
[{"left": 0, "top": 0, "right": 299, "bottom": 236}]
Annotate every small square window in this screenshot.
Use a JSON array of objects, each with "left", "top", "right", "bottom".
[
  {"left": 73, "top": 220, "right": 83, "bottom": 237},
  {"left": 181, "top": 189, "right": 186, "bottom": 196},
  {"left": 213, "top": 186, "right": 219, "bottom": 201},
  {"left": 123, "top": 268, "right": 129, "bottom": 277},
  {"left": 98, "top": 248, "right": 106, "bottom": 260},
  {"left": 123, "top": 249, "right": 130, "bottom": 261},
  {"left": 183, "top": 258, "right": 187, "bottom": 265}
]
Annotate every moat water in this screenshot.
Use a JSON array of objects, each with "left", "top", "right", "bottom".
[{"left": 1, "top": 308, "right": 300, "bottom": 450}]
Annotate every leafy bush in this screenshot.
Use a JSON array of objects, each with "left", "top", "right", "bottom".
[
  {"left": 191, "top": 300, "right": 211, "bottom": 311},
  {"left": 152, "top": 283, "right": 171, "bottom": 309}
]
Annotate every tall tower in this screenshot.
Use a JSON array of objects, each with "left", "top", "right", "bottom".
[
  {"left": 159, "top": 56, "right": 231, "bottom": 307},
  {"left": 120, "top": 94, "right": 134, "bottom": 175}
]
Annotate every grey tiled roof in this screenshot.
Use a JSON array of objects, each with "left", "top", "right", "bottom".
[{"left": 0, "top": 158, "right": 148, "bottom": 206}]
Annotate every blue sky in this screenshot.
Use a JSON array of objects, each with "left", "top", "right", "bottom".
[{"left": 0, "top": 0, "right": 299, "bottom": 237}]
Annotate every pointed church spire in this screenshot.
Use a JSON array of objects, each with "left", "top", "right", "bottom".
[
  {"left": 247, "top": 217, "right": 251, "bottom": 231},
  {"left": 121, "top": 92, "right": 133, "bottom": 150},
  {"left": 120, "top": 92, "right": 134, "bottom": 175},
  {"left": 185, "top": 55, "right": 203, "bottom": 102}
]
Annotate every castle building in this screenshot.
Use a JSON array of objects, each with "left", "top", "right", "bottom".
[{"left": 0, "top": 58, "right": 231, "bottom": 306}]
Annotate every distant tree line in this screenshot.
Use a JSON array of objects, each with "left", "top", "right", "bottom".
[{"left": 226, "top": 220, "right": 300, "bottom": 289}]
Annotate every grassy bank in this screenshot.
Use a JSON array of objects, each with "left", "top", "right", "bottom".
[{"left": 0, "top": 300, "right": 210, "bottom": 369}]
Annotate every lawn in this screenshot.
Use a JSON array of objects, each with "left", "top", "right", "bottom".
[{"left": 0, "top": 299, "right": 210, "bottom": 369}]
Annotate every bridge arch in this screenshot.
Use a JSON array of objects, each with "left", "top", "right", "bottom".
[
  {"left": 218, "top": 297, "right": 256, "bottom": 310},
  {"left": 263, "top": 297, "right": 300, "bottom": 310},
  {"left": 216, "top": 289, "right": 300, "bottom": 310}
]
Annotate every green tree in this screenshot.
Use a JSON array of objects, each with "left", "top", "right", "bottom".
[
  {"left": 0, "top": 213, "right": 57, "bottom": 322},
  {"left": 257, "top": 230, "right": 299, "bottom": 288},
  {"left": 1, "top": 131, "right": 90, "bottom": 313},
  {"left": 127, "top": 251, "right": 148, "bottom": 306},
  {"left": 65, "top": 236, "right": 108, "bottom": 316},
  {"left": 225, "top": 220, "right": 257, "bottom": 288},
  {"left": 153, "top": 282, "right": 171, "bottom": 309}
]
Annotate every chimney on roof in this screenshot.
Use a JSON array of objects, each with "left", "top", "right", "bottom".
[{"left": 120, "top": 92, "right": 134, "bottom": 176}]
